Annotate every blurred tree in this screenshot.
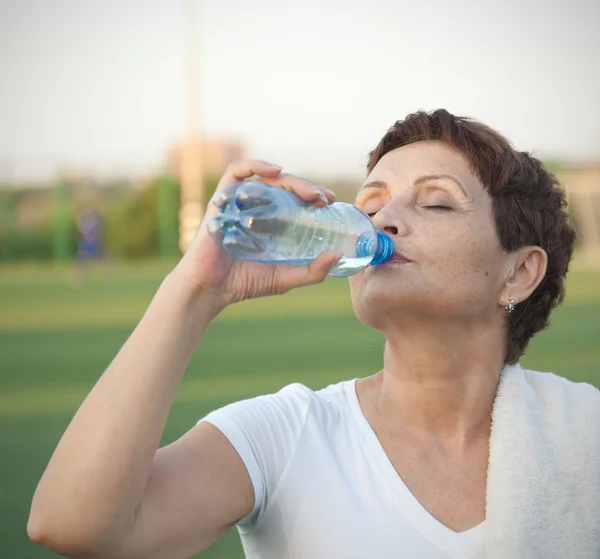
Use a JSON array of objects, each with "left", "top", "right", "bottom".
[
  {"left": 157, "top": 175, "right": 180, "bottom": 259},
  {"left": 0, "top": 189, "right": 19, "bottom": 260},
  {"left": 0, "top": 173, "right": 228, "bottom": 262},
  {"left": 104, "top": 182, "right": 160, "bottom": 259},
  {"left": 52, "top": 179, "right": 72, "bottom": 262},
  {"left": 544, "top": 160, "right": 565, "bottom": 177},
  {"left": 20, "top": 220, "right": 56, "bottom": 261},
  {"left": 203, "top": 175, "right": 220, "bottom": 209}
]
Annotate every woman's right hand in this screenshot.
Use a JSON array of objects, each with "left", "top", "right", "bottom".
[{"left": 172, "top": 160, "right": 341, "bottom": 312}]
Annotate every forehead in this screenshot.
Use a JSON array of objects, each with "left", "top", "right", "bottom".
[{"left": 367, "top": 141, "right": 478, "bottom": 186}]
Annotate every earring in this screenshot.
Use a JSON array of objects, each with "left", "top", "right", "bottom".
[{"left": 506, "top": 296, "right": 515, "bottom": 314}]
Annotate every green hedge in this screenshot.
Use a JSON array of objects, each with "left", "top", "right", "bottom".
[{"left": 0, "top": 175, "right": 223, "bottom": 262}]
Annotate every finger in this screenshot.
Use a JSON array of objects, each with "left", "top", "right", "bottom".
[
  {"left": 274, "top": 251, "right": 343, "bottom": 293},
  {"left": 209, "top": 183, "right": 238, "bottom": 211},
  {"left": 321, "top": 186, "right": 336, "bottom": 205},
  {"left": 202, "top": 160, "right": 284, "bottom": 222},
  {"left": 260, "top": 175, "right": 336, "bottom": 207},
  {"left": 218, "top": 160, "right": 282, "bottom": 189}
]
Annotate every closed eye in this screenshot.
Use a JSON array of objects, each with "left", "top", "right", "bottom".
[
  {"left": 366, "top": 205, "right": 452, "bottom": 217},
  {"left": 425, "top": 205, "right": 453, "bottom": 211}
]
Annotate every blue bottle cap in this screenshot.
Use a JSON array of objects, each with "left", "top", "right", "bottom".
[{"left": 370, "top": 231, "right": 395, "bottom": 266}]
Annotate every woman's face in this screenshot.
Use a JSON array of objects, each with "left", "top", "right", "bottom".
[{"left": 349, "top": 140, "right": 508, "bottom": 329}]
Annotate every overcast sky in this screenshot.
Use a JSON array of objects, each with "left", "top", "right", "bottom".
[{"left": 1, "top": 0, "right": 599, "bottom": 183}]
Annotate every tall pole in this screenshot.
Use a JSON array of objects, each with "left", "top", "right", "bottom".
[{"left": 179, "top": 0, "right": 205, "bottom": 253}]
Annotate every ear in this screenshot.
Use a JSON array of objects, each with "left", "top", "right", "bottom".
[{"left": 500, "top": 246, "right": 548, "bottom": 308}]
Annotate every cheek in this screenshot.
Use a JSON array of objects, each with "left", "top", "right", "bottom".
[
  {"left": 349, "top": 272, "right": 388, "bottom": 327},
  {"left": 423, "top": 220, "right": 503, "bottom": 292},
  {"left": 349, "top": 270, "right": 386, "bottom": 309},
  {"left": 348, "top": 273, "right": 364, "bottom": 304},
  {"left": 349, "top": 216, "right": 504, "bottom": 320}
]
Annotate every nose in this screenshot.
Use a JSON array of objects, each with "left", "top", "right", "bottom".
[{"left": 371, "top": 203, "right": 407, "bottom": 238}]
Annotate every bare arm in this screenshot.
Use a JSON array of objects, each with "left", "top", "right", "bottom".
[
  {"left": 28, "top": 271, "right": 254, "bottom": 557},
  {"left": 27, "top": 160, "right": 339, "bottom": 559}
]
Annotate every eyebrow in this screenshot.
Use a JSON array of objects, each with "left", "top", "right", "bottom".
[
  {"left": 360, "top": 174, "right": 469, "bottom": 198},
  {"left": 359, "top": 180, "right": 388, "bottom": 192},
  {"left": 415, "top": 174, "right": 468, "bottom": 198}
]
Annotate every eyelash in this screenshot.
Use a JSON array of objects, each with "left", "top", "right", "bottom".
[
  {"left": 366, "top": 205, "right": 452, "bottom": 217},
  {"left": 425, "top": 205, "right": 453, "bottom": 211}
]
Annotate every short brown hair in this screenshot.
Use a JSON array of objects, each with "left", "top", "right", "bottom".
[{"left": 368, "top": 109, "right": 577, "bottom": 364}]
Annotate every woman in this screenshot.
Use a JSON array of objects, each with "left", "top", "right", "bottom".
[{"left": 28, "top": 110, "right": 600, "bottom": 558}]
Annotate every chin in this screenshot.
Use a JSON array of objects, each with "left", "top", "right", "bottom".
[
  {"left": 350, "top": 288, "right": 411, "bottom": 330},
  {"left": 351, "top": 271, "right": 414, "bottom": 301},
  {"left": 350, "top": 278, "right": 457, "bottom": 329}
]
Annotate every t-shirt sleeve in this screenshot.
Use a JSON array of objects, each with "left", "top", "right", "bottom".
[{"left": 198, "top": 383, "right": 314, "bottom": 527}]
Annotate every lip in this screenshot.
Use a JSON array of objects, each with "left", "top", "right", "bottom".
[{"left": 385, "top": 252, "right": 412, "bottom": 265}]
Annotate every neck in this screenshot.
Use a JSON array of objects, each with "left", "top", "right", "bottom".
[{"left": 372, "top": 317, "right": 506, "bottom": 446}]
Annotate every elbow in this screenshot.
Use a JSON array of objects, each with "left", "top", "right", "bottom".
[
  {"left": 27, "top": 508, "right": 117, "bottom": 558},
  {"left": 27, "top": 507, "right": 62, "bottom": 550},
  {"left": 27, "top": 513, "right": 87, "bottom": 556},
  {"left": 27, "top": 520, "right": 70, "bottom": 556}
]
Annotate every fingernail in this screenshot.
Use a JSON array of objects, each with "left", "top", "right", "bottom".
[
  {"left": 315, "top": 190, "right": 328, "bottom": 203},
  {"left": 268, "top": 163, "right": 282, "bottom": 170},
  {"left": 324, "top": 188, "right": 335, "bottom": 198},
  {"left": 308, "top": 184, "right": 328, "bottom": 203}
]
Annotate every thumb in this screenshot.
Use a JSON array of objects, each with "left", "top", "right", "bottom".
[
  {"left": 316, "top": 250, "right": 344, "bottom": 273},
  {"left": 275, "top": 251, "right": 343, "bottom": 292}
]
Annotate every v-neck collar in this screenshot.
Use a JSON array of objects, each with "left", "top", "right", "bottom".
[{"left": 343, "top": 379, "right": 485, "bottom": 557}]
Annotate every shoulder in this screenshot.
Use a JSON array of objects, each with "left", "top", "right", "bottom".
[
  {"left": 199, "top": 379, "right": 356, "bottom": 525},
  {"left": 201, "top": 379, "right": 354, "bottom": 441}
]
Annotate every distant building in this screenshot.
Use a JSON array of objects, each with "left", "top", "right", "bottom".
[
  {"left": 560, "top": 164, "right": 600, "bottom": 267},
  {"left": 168, "top": 138, "right": 248, "bottom": 178}
]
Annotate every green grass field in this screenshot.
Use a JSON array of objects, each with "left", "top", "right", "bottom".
[{"left": 1, "top": 259, "right": 599, "bottom": 558}]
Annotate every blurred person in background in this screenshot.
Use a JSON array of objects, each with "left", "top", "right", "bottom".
[
  {"left": 28, "top": 110, "right": 600, "bottom": 558},
  {"left": 72, "top": 205, "right": 109, "bottom": 285}
]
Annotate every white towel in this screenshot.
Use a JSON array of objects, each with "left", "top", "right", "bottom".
[{"left": 485, "top": 363, "right": 600, "bottom": 558}]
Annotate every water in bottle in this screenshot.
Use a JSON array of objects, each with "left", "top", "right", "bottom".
[{"left": 206, "top": 181, "right": 395, "bottom": 277}]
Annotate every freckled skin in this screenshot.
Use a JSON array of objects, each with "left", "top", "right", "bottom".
[{"left": 350, "top": 141, "right": 508, "bottom": 330}]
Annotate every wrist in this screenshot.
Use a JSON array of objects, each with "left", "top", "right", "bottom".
[{"left": 162, "top": 268, "right": 227, "bottom": 325}]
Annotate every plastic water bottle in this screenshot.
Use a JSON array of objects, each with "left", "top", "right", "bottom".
[{"left": 206, "top": 181, "right": 395, "bottom": 277}]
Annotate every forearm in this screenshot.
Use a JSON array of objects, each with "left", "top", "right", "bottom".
[{"left": 28, "top": 270, "right": 224, "bottom": 549}]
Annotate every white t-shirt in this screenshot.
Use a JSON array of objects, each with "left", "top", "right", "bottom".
[{"left": 200, "top": 380, "right": 485, "bottom": 559}]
